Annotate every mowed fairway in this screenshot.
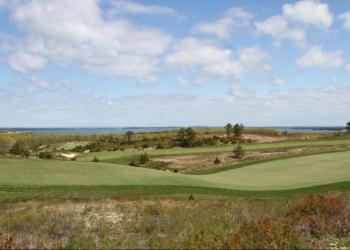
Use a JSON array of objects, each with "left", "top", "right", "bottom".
[
  {"left": 77, "top": 138, "right": 350, "bottom": 162},
  {"left": 202, "top": 151, "right": 350, "bottom": 190},
  {"left": 0, "top": 151, "right": 350, "bottom": 192}
]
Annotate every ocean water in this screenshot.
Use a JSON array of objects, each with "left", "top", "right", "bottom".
[
  {"left": 268, "top": 127, "right": 345, "bottom": 133},
  {"left": 0, "top": 126, "right": 345, "bottom": 135},
  {"left": 0, "top": 127, "right": 182, "bottom": 135}
]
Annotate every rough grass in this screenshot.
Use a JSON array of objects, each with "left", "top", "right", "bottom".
[{"left": 1, "top": 193, "right": 350, "bottom": 249}]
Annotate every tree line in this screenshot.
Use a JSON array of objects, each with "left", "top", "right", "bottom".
[{"left": 225, "top": 123, "right": 244, "bottom": 143}]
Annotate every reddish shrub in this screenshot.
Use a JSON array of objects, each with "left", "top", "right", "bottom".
[{"left": 226, "top": 217, "right": 304, "bottom": 249}]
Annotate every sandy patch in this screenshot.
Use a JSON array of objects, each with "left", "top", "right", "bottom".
[
  {"left": 242, "top": 134, "right": 286, "bottom": 143},
  {"left": 59, "top": 153, "right": 78, "bottom": 159}
]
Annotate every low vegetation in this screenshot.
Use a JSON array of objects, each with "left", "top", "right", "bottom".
[
  {"left": 233, "top": 144, "right": 245, "bottom": 159},
  {"left": 0, "top": 193, "right": 349, "bottom": 249}
]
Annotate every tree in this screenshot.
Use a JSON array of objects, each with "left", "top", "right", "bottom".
[
  {"left": 224, "top": 123, "right": 233, "bottom": 141},
  {"left": 185, "top": 127, "right": 196, "bottom": 145},
  {"left": 125, "top": 131, "right": 134, "bottom": 143},
  {"left": 233, "top": 144, "right": 245, "bottom": 159},
  {"left": 347, "top": 121, "right": 350, "bottom": 133},
  {"left": 233, "top": 123, "right": 244, "bottom": 143},
  {"left": 177, "top": 127, "right": 197, "bottom": 147}
]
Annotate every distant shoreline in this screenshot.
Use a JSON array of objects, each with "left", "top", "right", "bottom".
[{"left": 0, "top": 126, "right": 345, "bottom": 135}]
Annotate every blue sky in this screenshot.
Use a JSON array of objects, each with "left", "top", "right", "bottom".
[{"left": 0, "top": 0, "right": 349, "bottom": 127}]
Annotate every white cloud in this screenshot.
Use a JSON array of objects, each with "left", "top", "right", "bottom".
[
  {"left": 267, "top": 76, "right": 287, "bottom": 86},
  {"left": 177, "top": 76, "right": 189, "bottom": 87},
  {"left": 165, "top": 38, "right": 270, "bottom": 79},
  {"left": 6, "top": 0, "right": 172, "bottom": 81},
  {"left": 2, "top": 83, "right": 349, "bottom": 127},
  {"left": 346, "top": 64, "right": 350, "bottom": 72},
  {"left": 282, "top": 0, "right": 333, "bottom": 29},
  {"left": 255, "top": 0, "right": 333, "bottom": 47},
  {"left": 231, "top": 84, "right": 249, "bottom": 98},
  {"left": 0, "top": 0, "right": 7, "bottom": 8},
  {"left": 297, "top": 46, "right": 343, "bottom": 69},
  {"left": 108, "top": 0, "right": 184, "bottom": 19},
  {"left": 27, "top": 76, "right": 76, "bottom": 92},
  {"left": 9, "top": 51, "right": 47, "bottom": 74},
  {"left": 193, "top": 7, "right": 252, "bottom": 39},
  {"left": 255, "top": 15, "right": 305, "bottom": 47},
  {"left": 339, "top": 12, "right": 350, "bottom": 30}
]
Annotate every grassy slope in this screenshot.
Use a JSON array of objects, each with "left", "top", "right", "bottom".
[
  {"left": 77, "top": 138, "right": 350, "bottom": 162},
  {"left": 202, "top": 151, "right": 350, "bottom": 190},
  {"left": 1, "top": 151, "right": 350, "bottom": 191},
  {"left": 0, "top": 158, "right": 207, "bottom": 187}
]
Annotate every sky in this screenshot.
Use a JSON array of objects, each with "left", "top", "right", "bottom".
[{"left": 0, "top": 0, "right": 349, "bottom": 127}]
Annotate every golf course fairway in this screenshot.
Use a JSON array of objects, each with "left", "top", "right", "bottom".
[{"left": 0, "top": 151, "right": 349, "bottom": 191}]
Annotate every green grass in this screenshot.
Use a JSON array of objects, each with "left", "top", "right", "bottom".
[
  {"left": 1, "top": 151, "right": 350, "bottom": 193},
  {"left": 77, "top": 138, "right": 350, "bottom": 162},
  {"left": 1, "top": 138, "right": 350, "bottom": 201},
  {"left": 1, "top": 181, "right": 350, "bottom": 203},
  {"left": 202, "top": 151, "right": 350, "bottom": 190}
]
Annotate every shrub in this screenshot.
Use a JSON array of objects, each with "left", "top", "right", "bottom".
[
  {"left": 214, "top": 157, "right": 221, "bottom": 164},
  {"left": 24, "top": 150, "right": 30, "bottom": 158},
  {"left": 246, "top": 139, "right": 254, "bottom": 144},
  {"left": 85, "top": 142, "right": 102, "bottom": 152},
  {"left": 139, "top": 153, "right": 149, "bottom": 164},
  {"left": 227, "top": 217, "right": 303, "bottom": 249},
  {"left": 9, "top": 142, "right": 30, "bottom": 158},
  {"left": 0, "top": 138, "right": 12, "bottom": 153},
  {"left": 72, "top": 145, "right": 84, "bottom": 153},
  {"left": 92, "top": 156, "right": 99, "bottom": 162},
  {"left": 205, "top": 137, "right": 217, "bottom": 146},
  {"left": 129, "top": 160, "right": 138, "bottom": 166},
  {"left": 233, "top": 144, "right": 245, "bottom": 159},
  {"left": 38, "top": 151, "right": 53, "bottom": 159}
]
